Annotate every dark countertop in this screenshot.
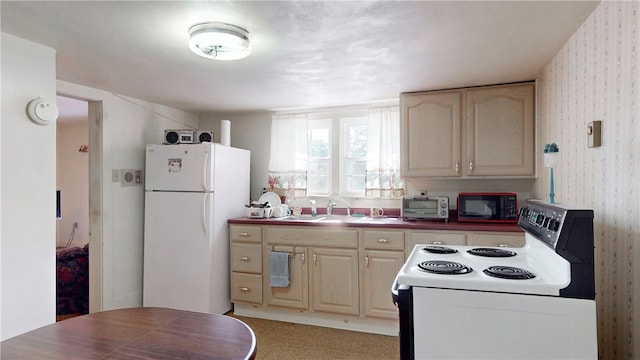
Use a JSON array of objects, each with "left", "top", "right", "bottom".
[{"left": 228, "top": 215, "right": 523, "bottom": 233}]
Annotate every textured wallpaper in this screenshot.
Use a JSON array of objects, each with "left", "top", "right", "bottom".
[{"left": 536, "top": 2, "right": 639, "bottom": 358}]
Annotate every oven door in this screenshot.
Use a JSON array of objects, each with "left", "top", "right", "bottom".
[{"left": 412, "top": 287, "right": 597, "bottom": 359}]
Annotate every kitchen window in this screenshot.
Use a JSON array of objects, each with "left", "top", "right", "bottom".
[{"left": 268, "top": 105, "right": 404, "bottom": 198}]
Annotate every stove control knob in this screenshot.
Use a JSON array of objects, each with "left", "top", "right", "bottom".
[
  {"left": 536, "top": 214, "right": 545, "bottom": 225},
  {"left": 548, "top": 218, "right": 560, "bottom": 231}
]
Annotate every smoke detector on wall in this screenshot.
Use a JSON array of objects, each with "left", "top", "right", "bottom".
[{"left": 27, "top": 97, "right": 59, "bottom": 125}]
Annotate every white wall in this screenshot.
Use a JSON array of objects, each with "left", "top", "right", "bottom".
[
  {"left": 1, "top": 33, "right": 57, "bottom": 340},
  {"left": 199, "top": 112, "right": 271, "bottom": 202},
  {"left": 56, "top": 121, "right": 89, "bottom": 248},
  {"left": 56, "top": 80, "right": 199, "bottom": 311},
  {"left": 535, "top": 2, "right": 639, "bottom": 358},
  {"left": 199, "top": 112, "right": 534, "bottom": 210}
]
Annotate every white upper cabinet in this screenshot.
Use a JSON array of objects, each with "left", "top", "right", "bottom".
[
  {"left": 465, "top": 83, "right": 535, "bottom": 176},
  {"left": 400, "top": 82, "right": 535, "bottom": 178},
  {"left": 400, "top": 91, "right": 461, "bottom": 177}
]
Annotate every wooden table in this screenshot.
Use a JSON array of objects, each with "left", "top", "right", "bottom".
[{"left": 1, "top": 307, "right": 256, "bottom": 359}]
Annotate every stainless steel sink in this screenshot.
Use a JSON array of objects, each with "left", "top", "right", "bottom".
[
  {"left": 274, "top": 215, "right": 326, "bottom": 221},
  {"left": 272, "top": 214, "right": 400, "bottom": 224},
  {"left": 354, "top": 216, "right": 401, "bottom": 223}
]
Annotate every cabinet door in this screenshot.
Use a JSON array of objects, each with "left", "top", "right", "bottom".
[
  {"left": 311, "top": 248, "right": 359, "bottom": 315},
  {"left": 363, "top": 250, "right": 404, "bottom": 319},
  {"left": 401, "top": 91, "right": 461, "bottom": 177},
  {"left": 465, "top": 83, "right": 535, "bottom": 176},
  {"left": 264, "top": 247, "right": 309, "bottom": 309}
]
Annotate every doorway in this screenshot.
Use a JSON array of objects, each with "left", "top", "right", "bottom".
[{"left": 56, "top": 94, "right": 103, "bottom": 314}]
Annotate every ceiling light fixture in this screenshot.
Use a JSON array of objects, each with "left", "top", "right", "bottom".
[{"left": 188, "top": 22, "right": 251, "bottom": 61}]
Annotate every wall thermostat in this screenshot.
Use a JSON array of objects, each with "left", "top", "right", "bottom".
[
  {"left": 587, "top": 121, "right": 602, "bottom": 148},
  {"left": 27, "top": 98, "right": 59, "bottom": 125}
]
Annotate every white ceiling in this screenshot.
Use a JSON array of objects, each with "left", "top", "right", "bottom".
[{"left": 1, "top": 1, "right": 599, "bottom": 117}]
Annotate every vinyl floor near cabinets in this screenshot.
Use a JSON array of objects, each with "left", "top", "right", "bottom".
[{"left": 229, "top": 313, "right": 399, "bottom": 359}]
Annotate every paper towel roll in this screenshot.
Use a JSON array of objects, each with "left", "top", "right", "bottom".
[{"left": 221, "top": 120, "right": 231, "bottom": 146}]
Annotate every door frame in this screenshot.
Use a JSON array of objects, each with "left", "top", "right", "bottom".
[{"left": 87, "top": 100, "right": 103, "bottom": 312}]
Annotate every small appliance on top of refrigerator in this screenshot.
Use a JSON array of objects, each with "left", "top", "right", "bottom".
[{"left": 143, "top": 143, "right": 250, "bottom": 314}]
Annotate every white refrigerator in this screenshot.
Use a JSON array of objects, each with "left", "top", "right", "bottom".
[{"left": 143, "top": 143, "right": 250, "bottom": 314}]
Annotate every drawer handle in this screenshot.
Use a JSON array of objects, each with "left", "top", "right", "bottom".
[
  {"left": 240, "top": 256, "right": 250, "bottom": 261},
  {"left": 377, "top": 238, "right": 389, "bottom": 244},
  {"left": 240, "top": 287, "right": 250, "bottom": 292},
  {"left": 239, "top": 232, "right": 250, "bottom": 237}
]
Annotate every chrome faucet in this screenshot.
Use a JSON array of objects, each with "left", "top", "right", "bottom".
[{"left": 327, "top": 199, "right": 337, "bottom": 215}]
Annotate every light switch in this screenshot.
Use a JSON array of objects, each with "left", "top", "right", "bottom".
[{"left": 587, "top": 121, "right": 601, "bottom": 148}]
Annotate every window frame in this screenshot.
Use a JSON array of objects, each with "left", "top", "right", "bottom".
[
  {"left": 339, "top": 116, "right": 368, "bottom": 197},
  {"left": 306, "top": 118, "right": 332, "bottom": 196}
]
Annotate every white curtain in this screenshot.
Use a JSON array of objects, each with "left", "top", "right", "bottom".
[
  {"left": 268, "top": 113, "right": 309, "bottom": 195},
  {"left": 366, "top": 106, "right": 404, "bottom": 198}
]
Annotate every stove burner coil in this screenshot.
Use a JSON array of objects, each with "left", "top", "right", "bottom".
[
  {"left": 421, "top": 245, "right": 458, "bottom": 254},
  {"left": 483, "top": 266, "right": 536, "bottom": 280},
  {"left": 467, "top": 248, "right": 517, "bottom": 257},
  {"left": 418, "top": 260, "right": 472, "bottom": 275}
]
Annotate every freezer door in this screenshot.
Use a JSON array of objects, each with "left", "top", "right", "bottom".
[
  {"left": 145, "top": 143, "right": 213, "bottom": 191},
  {"left": 143, "top": 191, "right": 215, "bottom": 313}
]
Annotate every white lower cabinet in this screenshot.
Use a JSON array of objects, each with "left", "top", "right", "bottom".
[
  {"left": 468, "top": 231, "right": 525, "bottom": 247},
  {"left": 230, "top": 223, "right": 522, "bottom": 335},
  {"left": 407, "top": 230, "right": 466, "bottom": 251},
  {"left": 230, "top": 225, "right": 263, "bottom": 305},
  {"left": 363, "top": 250, "right": 404, "bottom": 319},
  {"left": 361, "top": 229, "right": 405, "bottom": 320},
  {"left": 264, "top": 245, "right": 309, "bottom": 309},
  {"left": 311, "top": 248, "right": 359, "bottom": 315}
]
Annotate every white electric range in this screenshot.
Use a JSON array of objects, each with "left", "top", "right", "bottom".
[{"left": 392, "top": 199, "right": 598, "bottom": 359}]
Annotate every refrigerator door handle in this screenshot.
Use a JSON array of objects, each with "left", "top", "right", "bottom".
[
  {"left": 202, "top": 150, "right": 211, "bottom": 192},
  {"left": 201, "top": 194, "right": 209, "bottom": 236}
]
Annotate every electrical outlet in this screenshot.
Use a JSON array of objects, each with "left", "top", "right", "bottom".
[
  {"left": 135, "top": 170, "right": 143, "bottom": 184},
  {"left": 112, "top": 169, "right": 120, "bottom": 182}
]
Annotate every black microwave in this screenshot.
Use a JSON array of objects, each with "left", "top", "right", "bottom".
[{"left": 457, "top": 192, "right": 518, "bottom": 223}]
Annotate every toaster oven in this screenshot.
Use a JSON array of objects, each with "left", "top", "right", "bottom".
[{"left": 401, "top": 196, "right": 449, "bottom": 221}]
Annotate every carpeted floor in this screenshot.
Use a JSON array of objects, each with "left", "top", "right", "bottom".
[{"left": 228, "top": 314, "right": 399, "bottom": 360}]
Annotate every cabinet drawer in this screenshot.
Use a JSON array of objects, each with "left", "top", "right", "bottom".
[
  {"left": 265, "top": 226, "right": 358, "bottom": 248},
  {"left": 230, "top": 243, "right": 262, "bottom": 273},
  {"left": 407, "top": 231, "right": 466, "bottom": 248},
  {"left": 230, "top": 225, "right": 262, "bottom": 243},
  {"left": 231, "top": 273, "right": 263, "bottom": 304},
  {"left": 468, "top": 232, "right": 525, "bottom": 247},
  {"left": 362, "top": 230, "right": 405, "bottom": 251}
]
